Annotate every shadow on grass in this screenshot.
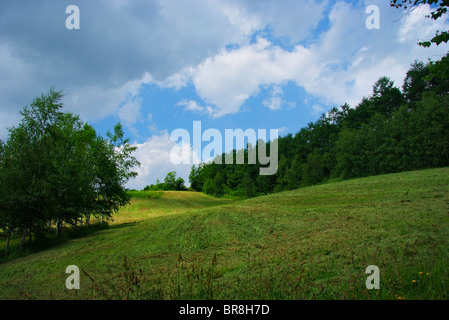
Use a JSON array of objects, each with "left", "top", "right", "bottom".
[
  {"left": 0, "top": 221, "right": 116, "bottom": 264},
  {"left": 108, "top": 221, "right": 140, "bottom": 230}
]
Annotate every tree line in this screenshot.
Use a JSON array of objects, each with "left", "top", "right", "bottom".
[
  {"left": 142, "top": 171, "right": 187, "bottom": 191},
  {"left": 189, "top": 54, "right": 449, "bottom": 198},
  {"left": 0, "top": 89, "right": 139, "bottom": 252}
]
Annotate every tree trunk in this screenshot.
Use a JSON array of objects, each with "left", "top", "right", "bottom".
[
  {"left": 86, "top": 214, "right": 90, "bottom": 227},
  {"left": 20, "top": 228, "right": 27, "bottom": 251},
  {"left": 5, "top": 229, "right": 11, "bottom": 253},
  {"left": 57, "top": 218, "right": 63, "bottom": 238}
]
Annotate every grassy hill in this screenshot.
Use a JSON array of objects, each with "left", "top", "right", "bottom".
[{"left": 0, "top": 168, "right": 448, "bottom": 300}]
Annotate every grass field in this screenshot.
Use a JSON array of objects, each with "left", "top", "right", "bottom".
[{"left": 0, "top": 168, "right": 448, "bottom": 300}]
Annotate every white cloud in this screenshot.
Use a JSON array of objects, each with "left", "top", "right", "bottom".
[
  {"left": 191, "top": 37, "right": 310, "bottom": 117},
  {"left": 128, "top": 131, "right": 200, "bottom": 190},
  {"left": 172, "top": 0, "right": 449, "bottom": 117},
  {"left": 175, "top": 99, "right": 214, "bottom": 116},
  {"left": 118, "top": 96, "right": 144, "bottom": 137},
  {"left": 0, "top": 0, "right": 257, "bottom": 135},
  {"left": 219, "top": 1, "right": 262, "bottom": 38},
  {"left": 155, "top": 66, "right": 195, "bottom": 90},
  {"left": 146, "top": 113, "right": 159, "bottom": 134},
  {"left": 396, "top": 4, "right": 448, "bottom": 44},
  {"left": 2, "top": 0, "right": 449, "bottom": 141},
  {"left": 234, "top": 0, "right": 329, "bottom": 44},
  {"left": 64, "top": 73, "right": 150, "bottom": 122},
  {"left": 278, "top": 126, "right": 289, "bottom": 135},
  {"left": 312, "top": 104, "right": 326, "bottom": 115},
  {"left": 263, "top": 95, "right": 283, "bottom": 111},
  {"left": 262, "top": 85, "right": 294, "bottom": 111}
]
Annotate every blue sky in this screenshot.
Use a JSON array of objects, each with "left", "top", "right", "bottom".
[{"left": 1, "top": 0, "right": 448, "bottom": 189}]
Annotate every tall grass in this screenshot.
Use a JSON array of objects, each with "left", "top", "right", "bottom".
[{"left": 80, "top": 241, "right": 449, "bottom": 300}]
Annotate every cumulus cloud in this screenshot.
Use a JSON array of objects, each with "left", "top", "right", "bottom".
[
  {"left": 176, "top": 99, "right": 214, "bottom": 116},
  {"left": 1, "top": 0, "right": 449, "bottom": 142},
  {"left": 278, "top": 126, "right": 289, "bottom": 135},
  {"left": 117, "top": 95, "right": 144, "bottom": 137},
  {"left": 262, "top": 85, "right": 296, "bottom": 111},
  {"left": 0, "top": 0, "right": 256, "bottom": 137},
  {"left": 234, "top": 0, "right": 329, "bottom": 44},
  {"left": 171, "top": 0, "right": 449, "bottom": 117},
  {"left": 0, "top": 0, "right": 332, "bottom": 133},
  {"left": 397, "top": 4, "right": 449, "bottom": 44},
  {"left": 128, "top": 131, "right": 200, "bottom": 190},
  {"left": 312, "top": 104, "right": 326, "bottom": 115},
  {"left": 191, "top": 37, "right": 309, "bottom": 117}
]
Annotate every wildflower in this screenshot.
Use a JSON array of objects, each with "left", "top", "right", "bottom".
[
  {"left": 426, "top": 273, "right": 430, "bottom": 276},
  {"left": 412, "top": 280, "right": 417, "bottom": 283},
  {"left": 419, "top": 272, "right": 423, "bottom": 275}
]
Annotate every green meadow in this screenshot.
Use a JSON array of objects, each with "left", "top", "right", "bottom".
[{"left": 0, "top": 167, "right": 448, "bottom": 300}]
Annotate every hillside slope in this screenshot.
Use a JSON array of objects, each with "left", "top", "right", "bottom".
[{"left": 0, "top": 168, "right": 448, "bottom": 300}]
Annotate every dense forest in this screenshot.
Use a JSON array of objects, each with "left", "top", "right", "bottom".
[{"left": 189, "top": 54, "right": 449, "bottom": 198}]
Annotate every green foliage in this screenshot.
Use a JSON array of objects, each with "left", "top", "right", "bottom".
[
  {"left": 0, "top": 89, "right": 139, "bottom": 253},
  {"left": 190, "top": 56, "right": 449, "bottom": 198},
  {"left": 391, "top": 0, "right": 449, "bottom": 47},
  {"left": 142, "top": 171, "right": 187, "bottom": 191},
  {"left": 426, "top": 52, "right": 449, "bottom": 94},
  {"left": 403, "top": 60, "right": 430, "bottom": 105}
]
